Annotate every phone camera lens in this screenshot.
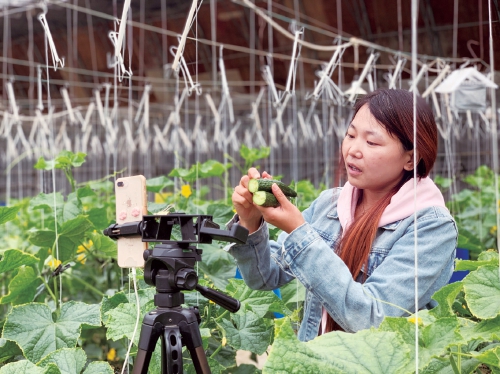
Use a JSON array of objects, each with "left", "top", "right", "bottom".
[{"left": 117, "top": 181, "right": 124, "bottom": 187}]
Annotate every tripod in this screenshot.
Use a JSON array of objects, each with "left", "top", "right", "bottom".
[{"left": 104, "top": 213, "right": 248, "bottom": 374}]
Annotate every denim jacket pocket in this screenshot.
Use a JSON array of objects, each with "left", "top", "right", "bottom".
[{"left": 362, "top": 246, "right": 391, "bottom": 277}]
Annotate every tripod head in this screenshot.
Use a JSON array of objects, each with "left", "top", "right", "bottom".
[{"left": 104, "top": 213, "right": 248, "bottom": 312}]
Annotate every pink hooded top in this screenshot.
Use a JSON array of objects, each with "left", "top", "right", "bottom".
[{"left": 320, "top": 177, "right": 447, "bottom": 334}]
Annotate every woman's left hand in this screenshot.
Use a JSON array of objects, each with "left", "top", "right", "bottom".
[{"left": 255, "top": 183, "right": 306, "bottom": 234}]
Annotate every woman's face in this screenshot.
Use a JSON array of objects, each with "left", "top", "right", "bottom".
[{"left": 342, "top": 104, "right": 414, "bottom": 198}]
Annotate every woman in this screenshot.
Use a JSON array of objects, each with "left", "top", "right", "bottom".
[{"left": 225, "top": 88, "right": 458, "bottom": 341}]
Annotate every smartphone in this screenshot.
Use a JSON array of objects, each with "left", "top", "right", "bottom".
[{"left": 115, "top": 175, "right": 148, "bottom": 268}]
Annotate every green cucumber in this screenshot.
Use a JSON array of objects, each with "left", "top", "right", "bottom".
[
  {"left": 252, "top": 191, "right": 280, "bottom": 207},
  {"left": 248, "top": 179, "right": 297, "bottom": 197}
]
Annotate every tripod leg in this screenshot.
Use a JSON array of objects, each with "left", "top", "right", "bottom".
[
  {"left": 180, "top": 321, "right": 211, "bottom": 374},
  {"left": 133, "top": 322, "right": 162, "bottom": 374},
  {"left": 162, "top": 326, "right": 183, "bottom": 374}
]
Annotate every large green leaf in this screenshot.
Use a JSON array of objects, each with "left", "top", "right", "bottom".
[
  {"left": 86, "top": 207, "right": 110, "bottom": 230},
  {"left": 218, "top": 309, "right": 273, "bottom": 355},
  {"left": 429, "top": 281, "right": 463, "bottom": 318},
  {"left": 2, "top": 301, "right": 101, "bottom": 363},
  {"left": 265, "top": 318, "right": 411, "bottom": 374},
  {"left": 263, "top": 319, "right": 341, "bottom": 374},
  {"left": 459, "top": 315, "right": 500, "bottom": 342},
  {"left": 37, "top": 348, "right": 87, "bottom": 374},
  {"left": 146, "top": 175, "right": 174, "bottom": 193},
  {"left": 88, "top": 231, "right": 117, "bottom": 259},
  {"left": 28, "top": 216, "right": 93, "bottom": 262},
  {"left": 105, "top": 303, "right": 141, "bottom": 345},
  {"left": 198, "top": 243, "right": 237, "bottom": 290},
  {"left": 0, "top": 266, "right": 41, "bottom": 305},
  {"left": 0, "top": 206, "right": 20, "bottom": 225},
  {"left": 464, "top": 266, "right": 500, "bottom": 319},
  {"left": 379, "top": 316, "right": 463, "bottom": 372},
  {"left": 63, "top": 192, "right": 83, "bottom": 222},
  {"left": 29, "top": 192, "right": 64, "bottom": 214},
  {"left": 457, "top": 228, "right": 486, "bottom": 253},
  {"left": 471, "top": 345, "right": 500, "bottom": 368},
  {"left": 82, "top": 361, "right": 114, "bottom": 374},
  {"left": 0, "top": 338, "right": 22, "bottom": 364},
  {"left": 420, "top": 356, "right": 480, "bottom": 374},
  {"left": 0, "top": 249, "right": 39, "bottom": 273},
  {"left": 225, "top": 279, "right": 282, "bottom": 318},
  {"left": 0, "top": 360, "right": 47, "bottom": 374}
]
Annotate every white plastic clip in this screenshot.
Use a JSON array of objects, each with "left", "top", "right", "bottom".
[
  {"left": 261, "top": 65, "right": 281, "bottom": 105},
  {"left": 170, "top": 46, "right": 202, "bottom": 96},
  {"left": 409, "top": 64, "right": 428, "bottom": 93},
  {"left": 6, "top": 80, "right": 20, "bottom": 123},
  {"left": 60, "top": 87, "right": 76, "bottom": 124},
  {"left": 284, "top": 24, "right": 304, "bottom": 95},
  {"left": 37, "top": 12, "right": 65, "bottom": 70},
  {"left": 37, "top": 65, "right": 44, "bottom": 111},
  {"left": 108, "top": 31, "right": 133, "bottom": 81},
  {"left": 219, "top": 46, "right": 235, "bottom": 123},
  {"left": 388, "top": 58, "right": 407, "bottom": 89},
  {"left": 347, "top": 53, "right": 378, "bottom": 103}
]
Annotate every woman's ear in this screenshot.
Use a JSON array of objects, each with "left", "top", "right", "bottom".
[{"left": 403, "top": 151, "right": 416, "bottom": 171}]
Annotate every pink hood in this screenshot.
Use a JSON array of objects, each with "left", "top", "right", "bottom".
[{"left": 337, "top": 177, "right": 447, "bottom": 231}]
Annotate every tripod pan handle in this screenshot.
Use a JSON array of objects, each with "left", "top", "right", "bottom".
[{"left": 196, "top": 285, "right": 240, "bottom": 313}]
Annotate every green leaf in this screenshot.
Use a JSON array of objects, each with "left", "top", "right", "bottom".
[
  {"left": 457, "top": 228, "right": 485, "bottom": 253},
  {"left": 169, "top": 160, "right": 231, "bottom": 181},
  {"left": 29, "top": 229, "right": 57, "bottom": 248},
  {"left": 76, "top": 185, "right": 96, "bottom": 199},
  {"left": 456, "top": 251, "right": 499, "bottom": 271},
  {"left": 264, "top": 318, "right": 411, "bottom": 374},
  {"left": 471, "top": 345, "right": 500, "bottom": 368},
  {"left": 279, "top": 279, "right": 306, "bottom": 308},
  {"left": 421, "top": 356, "right": 480, "bottom": 374},
  {"left": 197, "top": 243, "right": 237, "bottom": 290},
  {"left": 101, "top": 292, "right": 129, "bottom": 324},
  {"left": 0, "top": 206, "right": 20, "bottom": 224},
  {"left": 38, "top": 348, "right": 87, "bottom": 374},
  {"left": 29, "top": 192, "right": 64, "bottom": 213},
  {"left": 459, "top": 315, "right": 500, "bottom": 343},
  {"left": 219, "top": 310, "right": 273, "bottom": 355},
  {"left": 88, "top": 231, "right": 117, "bottom": 259},
  {"left": 82, "top": 361, "right": 114, "bottom": 374},
  {"left": 2, "top": 301, "right": 101, "bottom": 363},
  {"left": 0, "top": 249, "right": 39, "bottom": 273},
  {"left": 105, "top": 303, "right": 141, "bottom": 345},
  {"left": 0, "top": 360, "right": 47, "bottom": 374},
  {"left": 0, "top": 338, "right": 22, "bottom": 364},
  {"left": 146, "top": 175, "right": 174, "bottom": 193},
  {"left": 239, "top": 145, "right": 270, "bottom": 165},
  {"left": 225, "top": 279, "right": 281, "bottom": 318},
  {"left": 86, "top": 207, "right": 110, "bottom": 230},
  {"left": 63, "top": 192, "right": 82, "bottom": 222},
  {"left": 464, "top": 266, "right": 500, "bottom": 319},
  {"left": 261, "top": 319, "right": 337, "bottom": 374},
  {"left": 379, "top": 316, "right": 463, "bottom": 372},
  {"left": 29, "top": 216, "right": 92, "bottom": 262},
  {"left": 1, "top": 266, "right": 41, "bottom": 305},
  {"left": 430, "top": 282, "right": 464, "bottom": 318}
]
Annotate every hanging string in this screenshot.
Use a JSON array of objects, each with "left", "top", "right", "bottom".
[
  {"left": 487, "top": 0, "right": 500, "bottom": 277},
  {"left": 411, "top": 0, "right": 419, "bottom": 371}
]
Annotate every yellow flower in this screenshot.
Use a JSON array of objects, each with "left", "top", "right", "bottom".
[
  {"left": 48, "top": 258, "right": 62, "bottom": 269},
  {"left": 491, "top": 226, "right": 497, "bottom": 235},
  {"left": 77, "top": 253, "right": 86, "bottom": 265},
  {"left": 408, "top": 316, "right": 423, "bottom": 325},
  {"left": 181, "top": 184, "right": 192, "bottom": 198},
  {"left": 107, "top": 348, "right": 117, "bottom": 361}
]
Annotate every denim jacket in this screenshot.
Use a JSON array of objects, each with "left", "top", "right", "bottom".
[{"left": 225, "top": 188, "right": 458, "bottom": 342}]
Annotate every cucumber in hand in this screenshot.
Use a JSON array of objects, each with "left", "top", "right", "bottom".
[{"left": 248, "top": 179, "right": 297, "bottom": 197}]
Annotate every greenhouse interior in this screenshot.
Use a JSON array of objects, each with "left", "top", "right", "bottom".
[{"left": 0, "top": 0, "right": 500, "bottom": 373}]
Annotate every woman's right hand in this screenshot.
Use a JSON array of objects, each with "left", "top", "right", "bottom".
[{"left": 232, "top": 167, "right": 272, "bottom": 234}]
